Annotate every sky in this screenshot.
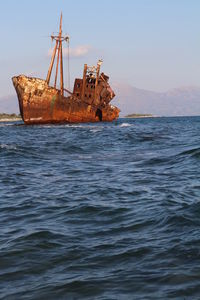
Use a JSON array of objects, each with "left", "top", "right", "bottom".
[{"left": 0, "top": 0, "right": 200, "bottom": 98}]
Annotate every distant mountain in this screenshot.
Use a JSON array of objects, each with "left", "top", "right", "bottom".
[
  {"left": 112, "top": 83, "right": 200, "bottom": 117},
  {"left": 0, "top": 95, "right": 19, "bottom": 114}
]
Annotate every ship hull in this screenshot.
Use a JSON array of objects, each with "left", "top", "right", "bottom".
[{"left": 12, "top": 75, "right": 120, "bottom": 124}]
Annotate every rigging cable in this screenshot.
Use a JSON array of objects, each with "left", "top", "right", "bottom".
[
  {"left": 67, "top": 38, "right": 70, "bottom": 90},
  {"left": 62, "top": 16, "right": 70, "bottom": 91}
]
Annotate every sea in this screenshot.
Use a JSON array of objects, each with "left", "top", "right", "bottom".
[{"left": 1, "top": 116, "right": 200, "bottom": 300}]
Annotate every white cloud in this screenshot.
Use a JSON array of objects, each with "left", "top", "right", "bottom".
[
  {"left": 68, "top": 45, "right": 91, "bottom": 58},
  {"left": 48, "top": 45, "right": 92, "bottom": 58}
]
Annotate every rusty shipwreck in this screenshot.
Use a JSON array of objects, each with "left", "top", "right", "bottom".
[{"left": 12, "top": 14, "right": 120, "bottom": 124}]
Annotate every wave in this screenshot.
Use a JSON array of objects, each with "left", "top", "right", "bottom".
[
  {"left": 0, "top": 143, "right": 17, "bottom": 150},
  {"left": 179, "top": 147, "right": 200, "bottom": 159},
  {"left": 120, "top": 123, "right": 132, "bottom": 127},
  {"left": 0, "top": 123, "right": 15, "bottom": 127},
  {"left": 61, "top": 145, "right": 84, "bottom": 154},
  {"left": 1, "top": 116, "right": 200, "bottom": 299},
  {"left": 90, "top": 129, "right": 102, "bottom": 133}
]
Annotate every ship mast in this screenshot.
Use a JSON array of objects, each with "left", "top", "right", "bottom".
[{"left": 46, "top": 13, "right": 69, "bottom": 96}]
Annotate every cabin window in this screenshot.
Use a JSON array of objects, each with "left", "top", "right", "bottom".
[{"left": 77, "top": 83, "right": 80, "bottom": 88}]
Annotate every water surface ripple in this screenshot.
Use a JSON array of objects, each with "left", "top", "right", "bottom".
[{"left": 1, "top": 117, "right": 200, "bottom": 299}]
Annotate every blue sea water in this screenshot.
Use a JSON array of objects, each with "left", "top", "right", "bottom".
[{"left": 1, "top": 116, "right": 200, "bottom": 299}]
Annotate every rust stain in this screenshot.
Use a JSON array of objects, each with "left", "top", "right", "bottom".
[{"left": 50, "top": 95, "right": 57, "bottom": 114}]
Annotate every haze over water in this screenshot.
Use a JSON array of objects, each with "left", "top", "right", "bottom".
[{"left": 1, "top": 117, "right": 200, "bottom": 299}]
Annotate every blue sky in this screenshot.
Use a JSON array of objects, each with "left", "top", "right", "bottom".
[{"left": 1, "top": 0, "right": 200, "bottom": 97}]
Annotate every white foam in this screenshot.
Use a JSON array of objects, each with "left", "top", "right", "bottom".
[
  {"left": 120, "top": 123, "right": 131, "bottom": 127},
  {"left": 90, "top": 129, "right": 102, "bottom": 133},
  {"left": 0, "top": 123, "right": 15, "bottom": 127},
  {"left": 0, "top": 144, "right": 17, "bottom": 150}
]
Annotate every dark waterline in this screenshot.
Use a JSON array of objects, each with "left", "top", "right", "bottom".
[{"left": 1, "top": 117, "right": 200, "bottom": 299}]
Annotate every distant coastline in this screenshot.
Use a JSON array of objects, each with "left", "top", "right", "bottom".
[
  {"left": 125, "top": 113, "right": 153, "bottom": 118},
  {"left": 0, "top": 113, "right": 21, "bottom": 122}
]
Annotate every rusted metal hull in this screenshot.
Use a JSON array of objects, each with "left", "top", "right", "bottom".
[{"left": 12, "top": 75, "right": 120, "bottom": 125}]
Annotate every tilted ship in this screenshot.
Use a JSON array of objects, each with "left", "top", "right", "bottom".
[{"left": 12, "top": 14, "right": 120, "bottom": 124}]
